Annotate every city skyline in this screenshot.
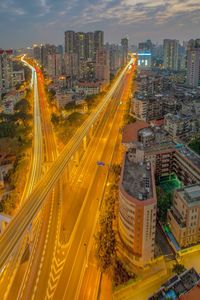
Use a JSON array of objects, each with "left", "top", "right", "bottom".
[
  {"left": 1, "top": 1, "right": 200, "bottom": 299},
  {"left": 0, "top": 0, "right": 200, "bottom": 48}
]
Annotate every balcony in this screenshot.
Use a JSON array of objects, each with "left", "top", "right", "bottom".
[{"left": 168, "top": 207, "right": 186, "bottom": 228}]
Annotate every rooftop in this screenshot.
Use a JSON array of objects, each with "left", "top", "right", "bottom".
[
  {"left": 122, "top": 152, "right": 153, "bottom": 201},
  {"left": 165, "top": 113, "right": 192, "bottom": 123},
  {"left": 178, "top": 185, "right": 200, "bottom": 206},
  {"left": 149, "top": 268, "right": 200, "bottom": 300},
  {"left": 138, "top": 127, "right": 154, "bottom": 138},
  {"left": 122, "top": 120, "right": 149, "bottom": 144},
  {"left": 180, "top": 283, "right": 200, "bottom": 300},
  {"left": 176, "top": 145, "right": 200, "bottom": 169},
  {"left": 77, "top": 81, "right": 101, "bottom": 88}
]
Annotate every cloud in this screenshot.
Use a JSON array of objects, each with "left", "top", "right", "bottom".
[
  {"left": 68, "top": 0, "right": 200, "bottom": 26},
  {"left": 0, "top": 0, "right": 199, "bottom": 48},
  {"left": 0, "top": 0, "right": 26, "bottom": 16}
]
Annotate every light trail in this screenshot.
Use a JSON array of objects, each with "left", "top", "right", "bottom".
[{"left": 0, "top": 59, "right": 134, "bottom": 270}]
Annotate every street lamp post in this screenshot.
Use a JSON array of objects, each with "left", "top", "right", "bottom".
[{"left": 84, "top": 243, "right": 88, "bottom": 267}]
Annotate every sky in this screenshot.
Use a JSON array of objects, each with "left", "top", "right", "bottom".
[{"left": 0, "top": 0, "right": 200, "bottom": 48}]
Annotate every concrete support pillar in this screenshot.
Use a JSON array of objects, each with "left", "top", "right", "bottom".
[
  {"left": 0, "top": 221, "right": 4, "bottom": 234},
  {"left": 28, "top": 223, "right": 34, "bottom": 243},
  {"left": 89, "top": 125, "right": 94, "bottom": 139},
  {"left": 65, "top": 164, "right": 70, "bottom": 182},
  {"left": 83, "top": 135, "right": 87, "bottom": 152},
  {"left": 75, "top": 150, "right": 79, "bottom": 165}
]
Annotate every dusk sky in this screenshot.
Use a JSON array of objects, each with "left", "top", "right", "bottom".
[{"left": 0, "top": 0, "right": 200, "bottom": 48}]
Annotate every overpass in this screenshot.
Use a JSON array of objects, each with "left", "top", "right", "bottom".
[{"left": 0, "top": 59, "right": 133, "bottom": 270}]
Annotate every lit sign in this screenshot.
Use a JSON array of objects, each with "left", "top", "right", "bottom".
[{"left": 138, "top": 53, "right": 151, "bottom": 56}]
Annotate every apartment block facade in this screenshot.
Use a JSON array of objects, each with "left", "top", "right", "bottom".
[
  {"left": 168, "top": 185, "right": 200, "bottom": 248},
  {"left": 118, "top": 150, "right": 157, "bottom": 267}
]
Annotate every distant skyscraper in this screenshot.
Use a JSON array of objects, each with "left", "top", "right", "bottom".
[
  {"left": 121, "top": 37, "right": 128, "bottom": 65},
  {"left": 63, "top": 53, "right": 78, "bottom": 78},
  {"left": 187, "top": 39, "right": 200, "bottom": 88},
  {"left": 137, "top": 52, "right": 152, "bottom": 70},
  {"left": 47, "top": 53, "right": 62, "bottom": 78},
  {"left": 146, "top": 39, "right": 153, "bottom": 51},
  {"left": 33, "top": 44, "right": 41, "bottom": 62},
  {"left": 85, "top": 32, "right": 94, "bottom": 59},
  {"left": 138, "top": 40, "right": 152, "bottom": 70},
  {"left": 76, "top": 32, "right": 86, "bottom": 60},
  {"left": 57, "top": 45, "right": 63, "bottom": 55},
  {"left": 109, "top": 44, "right": 123, "bottom": 75},
  {"left": 0, "top": 49, "right": 13, "bottom": 93},
  {"left": 94, "top": 31, "right": 104, "bottom": 52},
  {"left": 64, "top": 30, "right": 104, "bottom": 80},
  {"left": 65, "top": 31, "right": 76, "bottom": 54},
  {"left": 41, "top": 44, "right": 57, "bottom": 69},
  {"left": 138, "top": 42, "right": 149, "bottom": 52},
  {"left": 163, "top": 39, "right": 179, "bottom": 71},
  {"left": 95, "top": 48, "right": 110, "bottom": 83}
]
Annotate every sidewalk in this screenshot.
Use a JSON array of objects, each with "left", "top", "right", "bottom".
[
  {"left": 112, "top": 263, "right": 170, "bottom": 300},
  {"left": 99, "top": 274, "right": 112, "bottom": 300},
  {"left": 113, "top": 259, "right": 171, "bottom": 300}
]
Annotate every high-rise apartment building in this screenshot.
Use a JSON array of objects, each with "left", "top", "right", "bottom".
[
  {"left": 33, "top": 44, "right": 41, "bottom": 62},
  {"left": 187, "top": 39, "right": 200, "bottom": 88},
  {"left": 138, "top": 42, "right": 150, "bottom": 52},
  {"left": 0, "top": 49, "right": 13, "bottom": 93},
  {"left": 163, "top": 39, "right": 179, "bottom": 71},
  {"left": 94, "top": 31, "right": 104, "bottom": 52},
  {"left": 121, "top": 37, "right": 128, "bottom": 65},
  {"left": 41, "top": 44, "right": 57, "bottom": 69},
  {"left": 85, "top": 32, "right": 94, "bottom": 59},
  {"left": 57, "top": 45, "right": 63, "bottom": 55},
  {"left": 76, "top": 32, "right": 86, "bottom": 60},
  {"left": 79, "top": 60, "right": 95, "bottom": 81},
  {"left": 65, "top": 30, "right": 76, "bottom": 54},
  {"left": 168, "top": 185, "right": 200, "bottom": 248},
  {"left": 63, "top": 53, "right": 79, "bottom": 77},
  {"left": 47, "top": 53, "right": 62, "bottom": 78},
  {"left": 109, "top": 44, "right": 123, "bottom": 75},
  {"left": 95, "top": 48, "right": 110, "bottom": 83},
  {"left": 64, "top": 30, "right": 104, "bottom": 80},
  {"left": 118, "top": 148, "right": 157, "bottom": 267}
]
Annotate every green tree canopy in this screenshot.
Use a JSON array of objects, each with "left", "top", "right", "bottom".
[
  {"left": 172, "top": 263, "right": 186, "bottom": 275},
  {"left": 51, "top": 113, "right": 60, "bottom": 125},
  {"left": 156, "top": 187, "right": 172, "bottom": 222},
  {"left": 14, "top": 98, "right": 30, "bottom": 113}
]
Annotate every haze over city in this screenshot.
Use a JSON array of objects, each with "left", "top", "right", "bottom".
[{"left": 1, "top": 0, "right": 200, "bottom": 47}]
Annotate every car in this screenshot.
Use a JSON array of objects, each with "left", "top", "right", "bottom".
[{"left": 97, "top": 161, "right": 105, "bottom": 166}]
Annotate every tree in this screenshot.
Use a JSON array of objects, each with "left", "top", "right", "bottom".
[
  {"left": 189, "top": 137, "right": 200, "bottom": 155},
  {"left": 156, "top": 187, "right": 172, "bottom": 222},
  {"left": 15, "top": 83, "right": 21, "bottom": 90},
  {"left": 0, "top": 122, "right": 16, "bottom": 138},
  {"left": 127, "top": 115, "right": 136, "bottom": 124},
  {"left": 172, "top": 263, "right": 186, "bottom": 275},
  {"left": 95, "top": 208, "right": 116, "bottom": 273},
  {"left": 67, "top": 112, "right": 82, "bottom": 123},
  {"left": 14, "top": 98, "right": 30, "bottom": 113},
  {"left": 111, "top": 164, "right": 121, "bottom": 176},
  {"left": 113, "top": 260, "right": 136, "bottom": 287},
  {"left": 51, "top": 113, "right": 60, "bottom": 125},
  {"left": 48, "top": 88, "right": 56, "bottom": 102},
  {"left": 65, "top": 101, "right": 76, "bottom": 111},
  {"left": 16, "top": 111, "right": 32, "bottom": 124}
]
